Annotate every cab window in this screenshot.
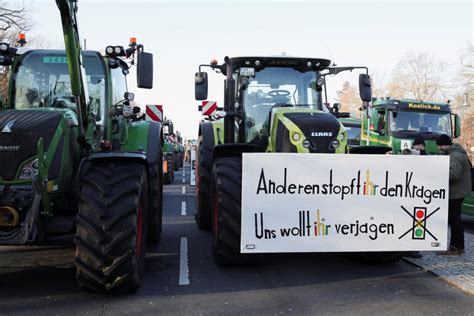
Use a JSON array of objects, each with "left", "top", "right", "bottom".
[{"left": 110, "top": 66, "right": 127, "bottom": 104}]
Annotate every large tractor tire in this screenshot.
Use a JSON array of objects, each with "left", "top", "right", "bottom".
[
  {"left": 75, "top": 161, "right": 149, "bottom": 294},
  {"left": 211, "top": 157, "right": 257, "bottom": 265},
  {"left": 195, "top": 135, "right": 212, "bottom": 230},
  {"left": 164, "top": 154, "right": 174, "bottom": 184},
  {"left": 147, "top": 156, "right": 163, "bottom": 243},
  {"left": 173, "top": 153, "right": 180, "bottom": 171}
]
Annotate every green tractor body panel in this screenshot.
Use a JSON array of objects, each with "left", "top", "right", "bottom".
[
  {"left": 120, "top": 121, "right": 149, "bottom": 152},
  {"left": 463, "top": 194, "right": 474, "bottom": 216}
]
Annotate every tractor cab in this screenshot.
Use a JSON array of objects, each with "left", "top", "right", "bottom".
[{"left": 195, "top": 56, "right": 372, "bottom": 154}]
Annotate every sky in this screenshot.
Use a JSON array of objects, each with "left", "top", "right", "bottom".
[{"left": 25, "top": 0, "right": 472, "bottom": 139}]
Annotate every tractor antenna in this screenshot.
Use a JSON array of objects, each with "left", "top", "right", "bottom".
[{"left": 323, "top": 42, "right": 336, "bottom": 66}]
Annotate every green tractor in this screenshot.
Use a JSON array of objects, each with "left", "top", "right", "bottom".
[
  {"left": 360, "top": 98, "right": 461, "bottom": 153},
  {"left": 162, "top": 119, "right": 175, "bottom": 184},
  {"left": 360, "top": 98, "right": 474, "bottom": 216},
  {"left": 193, "top": 56, "right": 373, "bottom": 263},
  {"left": 174, "top": 130, "right": 184, "bottom": 171},
  {"left": 0, "top": 0, "right": 163, "bottom": 293}
]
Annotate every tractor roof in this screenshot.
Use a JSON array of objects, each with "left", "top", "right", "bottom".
[
  {"left": 16, "top": 48, "right": 100, "bottom": 57},
  {"left": 229, "top": 56, "right": 331, "bottom": 72},
  {"left": 373, "top": 98, "right": 451, "bottom": 113}
]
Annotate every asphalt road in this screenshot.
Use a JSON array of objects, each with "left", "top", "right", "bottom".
[{"left": 0, "top": 165, "right": 473, "bottom": 315}]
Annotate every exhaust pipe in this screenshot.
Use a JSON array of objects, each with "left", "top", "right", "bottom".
[{"left": 0, "top": 206, "right": 19, "bottom": 227}]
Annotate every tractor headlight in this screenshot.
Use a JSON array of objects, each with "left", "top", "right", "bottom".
[
  {"left": 338, "top": 133, "right": 345, "bottom": 141},
  {"left": 292, "top": 132, "right": 301, "bottom": 142},
  {"left": 0, "top": 43, "right": 9, "bottom": 52},
  {"left": 331, "top": 139, "right": 340, "bottom": 149},
  {"left": 106, "top": 46, "right": 114, "bottom": 55},
  {"left": 19, "top": 158, "right": 39, "bottom": 180}
]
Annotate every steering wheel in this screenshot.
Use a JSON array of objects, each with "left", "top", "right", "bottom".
[
  {"left": 50, "top": 97, "right": 68, "bottom": 108},
  {"left": 268, "top": 90, "right": 290, "bottom": 97}
]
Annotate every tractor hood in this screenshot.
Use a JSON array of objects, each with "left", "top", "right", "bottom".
[
  {"left": 270, "top": 108, "right": 346, "bottom": 153},
  {"left": 0, "top": 110, "right": 63, "bottom": 181}
]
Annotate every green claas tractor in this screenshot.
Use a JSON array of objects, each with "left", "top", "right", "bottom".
[
  {"left": 193, "top": 56, "right": 373, "bottom": 263},
  {"left": 162, "top": 119, "right": 175, "bottom": 184},
  {"left": 0, "top": 0, "right": 163, "bottom": 293}
]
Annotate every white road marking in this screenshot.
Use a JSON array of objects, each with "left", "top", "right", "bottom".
[
  {"left": 182, "top": 178, "right": 185, "bottom": 184},
  {"left": 179, "top": 237, "right": 189, "bottom": 285},
  {"left": 181, "top": 201, "right": 187, "bottom": 216},
  {"left": 182, "top": 186, "right": 186, "bottom": 194},
  {"left": 465, "top": 203, "right": 474, "bottom": 207}
]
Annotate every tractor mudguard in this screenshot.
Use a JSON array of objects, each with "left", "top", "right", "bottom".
[
  {"left": 213, "top": 143, "right": 258, "bottom": 160},
  {"left": 200, "top": 122, "right": 215, "bottom": 152},
  {"left": 78, "top": 152, "right": 148, "bottom": 179},
  {"left": 144, "top": 121, "right": 163, "bottom": 166},
  {"left": 199, "top": 121, "right": 216, "bottom": 166}
]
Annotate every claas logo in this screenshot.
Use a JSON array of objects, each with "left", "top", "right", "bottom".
[{"left": 412, "top": 207, "right": 427, "bottom": 239}]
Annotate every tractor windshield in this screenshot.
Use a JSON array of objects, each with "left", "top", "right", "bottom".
[
  {"left": 242, "top": 67, "right": 321, "bottom": 141},
  {"left": 12, "top": 51, "right": 106, "bottom": 112},
  {"left": 389, "top": 110, "right": 452, "bottom": 138},
  {"left": 345, "top": 125, "right": 361, "bottom": 146}
]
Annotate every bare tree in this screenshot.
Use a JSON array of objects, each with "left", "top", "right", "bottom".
[
  {"left": 387, "top": 52, "right": 448, "bottom": 101},
  {"left": 452, "top": 45, "right": 474, "bottom": 160},
  {"left": 335, "top": 81, "right": 361, "bottom": 114},
  {"left": 0, "top": 1, "right": 30, "bottom": 101},
  {"left": 0, "top": 2, "right": 29, "bottom": 33}
]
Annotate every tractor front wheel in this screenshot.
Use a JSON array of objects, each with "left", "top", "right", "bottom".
[
  {"left": 211, "top": 157, "right": 257, "bottom": 265},
  {"left": 147, "top": 157, "right": 163, "bottom": 244},
  {"left": 195, "top": 136, "right": 212, "bottom": 230},
  {"left": 75, "top": 161, "right": 148, "bottom": 294}
]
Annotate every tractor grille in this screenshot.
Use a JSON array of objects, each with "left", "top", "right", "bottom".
[
  {"left": 283, "top": 112, "right": 340, "bottom": 153},
  {"left": 0, "top": 110, "right": 62, "bottom": 181}
]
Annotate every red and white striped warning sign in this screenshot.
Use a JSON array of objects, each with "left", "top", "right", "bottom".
[
  {"left": 202, "top": 101, "right": 217, "bottom": 116},
  {"left": 146, "top": 104, "right": 163, "bottom": 122}
]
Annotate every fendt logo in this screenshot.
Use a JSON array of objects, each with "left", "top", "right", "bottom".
[
  {"left": 311, "top": 131, "right": 333, "bottom": 137},
  {"left": 1, "top": 120, "right": 15, "bottom": 133},
  {"left": 0, "top": 145, "right": 20, "bottom": 152}
]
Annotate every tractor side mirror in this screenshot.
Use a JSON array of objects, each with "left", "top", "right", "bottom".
[
  {"left": 0, "top": 54, "right": 13, "bottom": 66},
  {"left": 453, "top": 114, "right": 461, "bottom": 138},
  {"left": 137, "top": 51, "right": 153, "bottom": 89},
  {"left": 359, "top": 74, "right": 372, "bottom": 102},
  {"left": 195, "top": 72, "right": 208, "bottom": 100}
]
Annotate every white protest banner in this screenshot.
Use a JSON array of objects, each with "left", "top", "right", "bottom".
[{"left": 241, "top": 153, "right": 449, "bottom": 253}]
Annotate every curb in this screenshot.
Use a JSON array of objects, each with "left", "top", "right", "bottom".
[{"left": 403, "top": 257, "right": 474, "bottom": 296}]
